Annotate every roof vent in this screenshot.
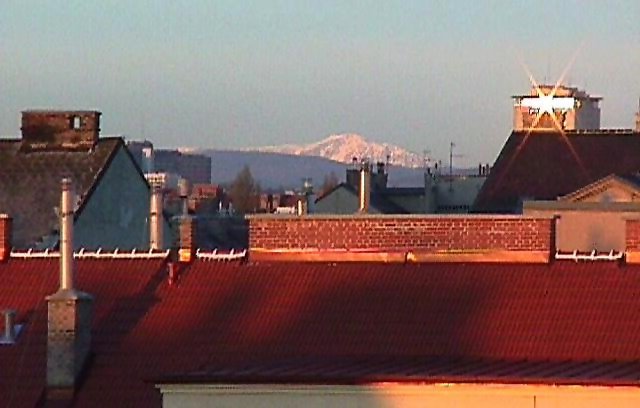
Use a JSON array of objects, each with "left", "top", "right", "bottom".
[{"left": 0, "top": 309, "right": 22, "bottom": 345}]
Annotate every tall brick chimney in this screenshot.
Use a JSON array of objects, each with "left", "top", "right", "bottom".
[
  {"left": 0, "top": 214, "right": 11, "bottom": 262},
  {"left": 176, "top": 178, "right": 196, "bottom": 262},
  {"left": 21, "top": 110, "right": 101, "bottom": 152},
  {"left": 177, "top": 215, "right": 197, "bottom": 263},
  {"left": 46, "top": 179, "right": 93, "bottom": 398}
]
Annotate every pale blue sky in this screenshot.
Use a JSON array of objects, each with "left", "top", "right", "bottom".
[{"left": 1, "top": 1, "right": 639, "bottom": 165}]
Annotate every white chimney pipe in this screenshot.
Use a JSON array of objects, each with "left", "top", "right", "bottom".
[
  {"left": 150, "top": 184, "right": 163, "bottom": 250},
  {"left": 60, "top": 178, "right": 75, "bottom": 291},
  {"left": 3, "top": 309, "right": 15, "bottom": 343},
  {"left": 359, "top": 162, "right": 371, "bottom": 213}
]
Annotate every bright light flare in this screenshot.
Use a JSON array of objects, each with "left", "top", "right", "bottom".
[
  {"left": 520, "top": 96, "right": 575, "bottom": 112},
  {"left": 485, "top": 52, "right": 591, "bottom": 203}
]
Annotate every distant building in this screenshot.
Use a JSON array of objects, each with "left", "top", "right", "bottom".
[
  {"left": 127, "top": 141, "right": 212, "bottom": 185},
  {"left": 524, "top": 173, "right": 640, "bottom": 252},
  {"left": 513, "top": 84, "right": 601, "bottom": 131},
  {"left": 0, "top": 110, "right": 162, "bottom": 249},
  {"left": 154, "top": 149, "right": 211, "bottom": 184},
  {"left": 314, "top": 160, "right": 486, "bottom": 214},
  {"left": 475, "top": 85, "right": 640, "bottom": 213},
  {"left": 126, "top": 139, "right": 155, "bottom": 172}
]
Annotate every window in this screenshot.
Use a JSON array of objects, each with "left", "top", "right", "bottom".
[{"left": 72, "top": 116, "right": 81, "bottom": 130}]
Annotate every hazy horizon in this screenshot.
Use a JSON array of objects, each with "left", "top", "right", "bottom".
[{"left": 1, "top": 1, "right": 639, "bottom": 166}]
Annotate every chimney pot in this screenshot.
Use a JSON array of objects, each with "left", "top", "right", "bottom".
[
  {"left": 2, "top": 309, "right": 16, "bottom": 343},
  {"left": 60, "top": 178, "right": 75, "bottom": 291},
  {"left": 297, "top": 198, "right": 308, "bottom": 215},
  {"left": 358, "top": 161, "right": 371, "bottom": 213},
  {"left": 178, "top": 178, "right": 190, "bottom": 215},
  {"left": 46, "top": 178, "right": 93, "bottom": 394}
]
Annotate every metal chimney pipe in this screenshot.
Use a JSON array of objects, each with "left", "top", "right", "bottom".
[
  {"left": 3, "top": 309, "right": 15, "bottom": 342},
  {"left": 178, "top": 178, "right": 189, "bottom": 216},
  {"left": 359, "top": 161, "right": 371, "bottom": 213},
  {"left": 60, "top": 178, "right": 75, "bottom": 291},
  {"left": 150, "top": 183, "right": 163, "bottom": 250}
]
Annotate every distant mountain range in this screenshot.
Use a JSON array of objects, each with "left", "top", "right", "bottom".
[
  {"left": 191, "top": 134, "right": 473, "bottom": 190},
  {"left": 248, "top": 133, "right": 425, "bottom": 168},
  {"left": 198, "top": 149, "right": 428, "bottom": 190}
]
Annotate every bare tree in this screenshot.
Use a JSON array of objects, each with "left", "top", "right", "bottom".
[{"left": 229, "top": 165, "right": 261, "bottom": 214}]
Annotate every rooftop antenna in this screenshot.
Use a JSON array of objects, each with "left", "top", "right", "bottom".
[
  {"left": 422, "top": 149, "right": 431, "bottom": 170},
  {"left": 448, "top": 142, "right": 464, "bottom": 192},
  {"left": 545, "top": 59, "right": 550, "bottom": 85},
  {"left": 449, "top": 142, "right": 455, "bottom": 178}
]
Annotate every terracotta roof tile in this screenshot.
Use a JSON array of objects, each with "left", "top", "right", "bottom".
[
  {"left": 160, "top": 357, "right": 640, "bottom": 387},
  {"left": 3, "top": 259, "right": 640, "bottom": 406}
]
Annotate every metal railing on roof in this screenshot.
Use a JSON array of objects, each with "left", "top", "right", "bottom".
[
  {"left": 195, "top": 248, "right": 247, "bottom": 261},
  {"left": 9, "top": 248, "right": 247, "bottom": 261},
  {"left": 10, "top": 248, "right": 170, "bottom": 259},
  {"left": 555, "top": 250, "right": 623, "bottom": 262}
]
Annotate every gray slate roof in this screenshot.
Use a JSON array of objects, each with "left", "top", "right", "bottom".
[{"left": 0, "top": 137, "right": 123, "bottom": 248}]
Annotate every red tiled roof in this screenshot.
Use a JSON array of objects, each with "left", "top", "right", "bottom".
[
  {"left": 160, "top": 357, "right": 640, "bottom": 387},
  {"left": 0, "top": 258, "right": 167, "bottom": 408},
  {"left": 4, "top": 259, "right": 640, "bottom": 406},
  {"left": 473, "top": 130, "right": 640, "bottom": 212}
]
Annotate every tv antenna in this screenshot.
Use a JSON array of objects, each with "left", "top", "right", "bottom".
[{"left": 448, "top": 142, "right": 464, "bottom": 191}]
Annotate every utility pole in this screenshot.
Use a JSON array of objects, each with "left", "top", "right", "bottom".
[{"left": 449, "top": 142, "right": 455, "bottom": 192}]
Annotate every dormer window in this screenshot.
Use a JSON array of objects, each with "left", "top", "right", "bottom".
[{"left": 72, "top": 116, "right": 82, "bottom": 130}]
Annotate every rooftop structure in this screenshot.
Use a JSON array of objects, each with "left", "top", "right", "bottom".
[
  {"left": 474, "top": 129, "right": 640, "bottom": 213},
  {"left": 315, "top": 160, "right": 487, "bottom": 214},
  {"left": 513, "top": 84, "right": 601, "bottom": 131},
  {"left": 0, "top": 110, "right": 156, "bottom": 249}
]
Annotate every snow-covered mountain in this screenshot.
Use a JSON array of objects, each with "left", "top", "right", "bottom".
[{"left": 249, "top": 134, "right": 424, "bottom": 168}]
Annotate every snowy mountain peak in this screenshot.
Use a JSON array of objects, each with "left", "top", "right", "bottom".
[{"left": 251, "top": 133, "right": 424, "bottom": 168}]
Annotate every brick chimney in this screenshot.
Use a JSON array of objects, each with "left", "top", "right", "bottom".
[
  {"left": 175, "top": 178, "right": 196, "bottom": 262},
  {"left": 0, "top": 214, "right": 11, "bottom": 262},
  {"left": 46, "top": 178, "right": 93, "bottom": 397},
  {"left": 177, "top": 215, "right": 197, "bottom": 263},
  {"left": 149, "top": 183, "right": 164, "bottom": 250},
  {"left": 21, "top": 110, "right": 101, "bottom": 152},
  {"left": 358, "top": 161, "right": 371, "bottom": 213}
]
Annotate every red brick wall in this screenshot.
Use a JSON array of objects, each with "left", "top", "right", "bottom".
[
  {"left": 0, "top": 214, "right": 12, "bottom": 261},
  {"left": 20, "top": 111, "right": 100, "bottom": 151},
  {"left": 249, "top": 215, "right": 556, "bottom": 253},
  {"left": 625, "top": 219, "right": 640, "bottom": 251}
]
